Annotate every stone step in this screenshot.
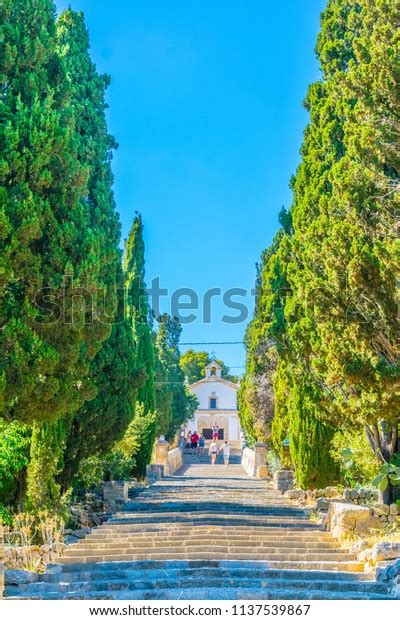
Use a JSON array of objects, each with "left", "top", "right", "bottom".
[
  {"left": 9, "top": 587, "right": 394, "bottom": 601},
  {"left": 6, "top": 457, "right": 389, "bottom": 600},
  {"left": 106, "top": 516, "right": 315, "bottom": 526},
  {"left": 92, "top": 528, "right": 325, "bottom": 536},
  {"left": 41, "top": 565, "right": 376, "bottom": 584},
  {"left": 58, "top": 554, "right": 364, "bottom": 570},
  {"left": 77, "top": 540, "right": 339, "bottom": 550},
  {"left": 120, "top": 503, "right": 304, "bottom": 513},
  {"left": 87, "top": 534, "right": 333, "bottom": 544},
  {"left": 64, "top": 545, "right": 352, "bottom": 558},
  {"left": 7, "top": 576, "right": 388, "bottom": 597}
]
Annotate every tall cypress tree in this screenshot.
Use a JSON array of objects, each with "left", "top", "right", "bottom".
[
  {"left": 124, "top": 214, "right": 156, "bottom": 477},
  {"left": 289, "top": 379, "right": 339, "bottom": 489},
  {"left": 49, "top": 10, "right": 143, "bottom": 491},
  {"left": 242, "top": 0, "right": 399, "bottom": 493},
  {"left": 0, "top": 0, "right": 108, "bottom": 423},
  {"left": 154, "top": 314, "right": 197, "bottom": 440}
]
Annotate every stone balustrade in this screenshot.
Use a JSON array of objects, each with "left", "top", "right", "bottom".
[
  {"left": 150, "top": 437, "right": 183, "bottom": 479},
  {"left": 241, "top": 443, "right": 269, "bottom": 478}
]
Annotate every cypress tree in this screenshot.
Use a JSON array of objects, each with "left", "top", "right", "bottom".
[
  {"left": 0, "top": 0, "right": 108, "bottom": 423},
  {"left": 50, "top": 10, "right": 143, "bottom": 491},
  {"left": 124, "top": 214, "right": 156, "bottom": 477},
  {"left": 289, "top": 379, "right": 339, "bottom": 489},
  {"left": 58, "top": 267, "right": 143, "bottom": 490},
  {"left": 242, "top": 0, "right": 398, "bottom": 494},
  {"left": 154, "top": 314, "right": 197, "bottom": 440}
]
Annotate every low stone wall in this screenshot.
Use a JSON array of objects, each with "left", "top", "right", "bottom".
[
  {"left": 241, "top": 443, "right": 269, "bottom": 478},
  {"left": 168, "top": 447, "right": 183, "bottom": 475},
  {"left": 146, "top": 464, "right": 164, "bottom": 484},
  {"left": 327, "top": 501, "right": 383, "bottom": 540},
  {"left": 377, "top": 559, "right": 400, "bottom": 597},
  {"left": 273, "top": 470, "right": 294, "bottom": 494},
  {"left": 103, "top": 481, "right": 128, "bottom": 512},
  {"left": 241, "top": 447, "right": 256, "bottom": 477},
  {"left": 152, "top": 437, "right": 183, "bottom": 476}
]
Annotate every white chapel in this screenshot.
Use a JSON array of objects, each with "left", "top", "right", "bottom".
[{"left": 184, "top": 361, "right": 241, "bottom": 447}]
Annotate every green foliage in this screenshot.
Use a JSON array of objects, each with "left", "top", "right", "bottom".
[
  {"left": 74, "top": 450, "right": 136, "bottom": 492},
  {"left": 331, "top": 429, "right": 380, "bottom": 486},
  {"left": 0, "top": 419, "right": 31, "bottom": 508},
  {"left": 154, "top": 314, "right": 198, "bottom": 440},
  {"left": 52, "top": 10, "right": 143, "bottom": 492},
  {"left": 180, "top": 350, "right": 237, "bottom": 384},
  {"left": 0, "top": 504, "right": 13, "bottom": 527},
  {"left": 372, "top": 455, "right": 400, "bottom": 492},
  {"left": 124, "top": 214, "right": 157, "bottom": 478},
  {"left": 26, "top": 421, "right": 65, "bottom": 512},
  {"left": 289, "top": 380, "right": 339, "bottom": 490},
  {"left": 242, "top": 0, "right": 399, "bottom": 490},
  {"left": 0, "top": 0, "right": 111, "bottom": 423},
  {"left": 118, "top": 403, "right": 157, "bottom": 479}
]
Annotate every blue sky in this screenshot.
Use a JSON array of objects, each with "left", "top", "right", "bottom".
[{"left": 55, "top": 0, "right": 325, "bottom": 374}]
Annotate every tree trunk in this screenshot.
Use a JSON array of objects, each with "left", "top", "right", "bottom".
[{"left": 365, "top": 421, "right": 399, "bottom": 505}]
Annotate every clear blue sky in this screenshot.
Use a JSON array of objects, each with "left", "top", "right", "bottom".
[{"left": 55, "top": 0, "right": 325, "bottom": 374}]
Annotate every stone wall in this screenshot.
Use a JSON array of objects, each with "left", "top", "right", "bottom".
[
  {"left": 273, "top": 470, "right": 294, "bottom": 494},
  {"left": 241, "top": 444, "right": 269, "bottom": 478},
  {"left": 152, "top": 437, "right": 183, "bottom": 476},
  {"left": 241, "top": 447, "right": 256, "bottom": 477},
  {"left": 167, "top": 447, "right": 183, "bottom": 475},
  {"left": 326, "top": 502, "right": 383, "bottom": 540}
]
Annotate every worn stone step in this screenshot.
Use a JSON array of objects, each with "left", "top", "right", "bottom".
[
  {"left": 6, "top": 576, "right": 388, "bottom": 597},
  {"left": 65, "top": 546, "right": 352, "bottom": 559},
  {"left": 44, "top": 560, "right": 375, "bottom": 578},
  {"left": 78, "top": 540, "right": 339, "bottom": 550},
  {"left": 10, "top": 587, "right": 394, "bottom": 601},
  {"left": 58, "top": 555, "right": 364, "bottom": 570},
  {"left": 6, "top": 456, "right": 390, "bottom": 600},
  {"left": 120, "top": 504, "right": 305, "bottom": 515},
  {"left": 60, "top": 553, "right": 354, "bottom": 563},
  {"left": 95, "top": 525, "right": 325, "bottom": 534}
]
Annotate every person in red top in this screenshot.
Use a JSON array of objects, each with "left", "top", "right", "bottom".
[{"left": 190, "top": 432, "right": 199, "bottom": 449}]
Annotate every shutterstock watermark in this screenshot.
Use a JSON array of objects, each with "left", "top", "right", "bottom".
[
  {"left": 147, "top": 278, "right": 256, "bottom": 324},
  {"left": 32, "top": 276, "right": 256, "bottom": 326},
  {"left": 32, "top": 274, "right": 400, "bottom": 327}
]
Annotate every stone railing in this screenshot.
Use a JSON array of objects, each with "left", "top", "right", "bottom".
[
  {"left": 241, "top": 443, "right": 269, "bottom": 478},
  {"left": 151, "top": 437, "right": 183, "bottom": 477},
  {"left": 167, "top": 447, "right": 183, "bottom": 475}
]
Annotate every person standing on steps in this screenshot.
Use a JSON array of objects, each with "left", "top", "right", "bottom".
[
  {"left": 191, "top": 431, "right": 199, "bottom": 452},
  {"left": 209, "top": 440, "right": 218, "bottom": 465},
  {"left": 212, "top": 423, "right": 219, "bottom": 441},
  {"left": 220, "top": 441, "right": 230, "bottom": 467},
  {"left": 198, "top": 433, "right": 205, "bottom": 454}
]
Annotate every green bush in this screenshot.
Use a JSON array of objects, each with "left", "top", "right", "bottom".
[
  {"left": 331, "top": 429, "right": 380, "bottom": 487},
  {"left": 73, "top": 450, "right": 136, "bottom": 493}
]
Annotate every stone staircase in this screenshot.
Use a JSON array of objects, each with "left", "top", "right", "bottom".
[{"left": 6, "top": 458, "right": 394, "bottom": 599}]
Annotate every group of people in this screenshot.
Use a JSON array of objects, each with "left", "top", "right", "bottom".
[{"left": 185, "top": 424, "right": 231, "bottom": 466}]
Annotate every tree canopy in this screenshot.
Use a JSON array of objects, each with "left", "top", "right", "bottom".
[
  {"left": 180, "top": 350, "right": 238, "bottom": 384},
  {"left": 241, "top": 0, "right": 399, "bottom": 490}
]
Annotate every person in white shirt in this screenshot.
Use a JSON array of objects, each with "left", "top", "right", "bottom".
[
  {"left": 220, "top": 441, "right": 230, "bottom": 467},
  {"left": 208, "top": 441, "right": 218, "bottom": 465}
]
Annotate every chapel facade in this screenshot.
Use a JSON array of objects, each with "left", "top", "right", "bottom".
[{"left": 184, "top": 361, "right": 242, "bottom": 448}]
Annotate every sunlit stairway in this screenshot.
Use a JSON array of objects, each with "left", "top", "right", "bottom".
[{"left": 6, "top": 456, "right": 394, "bottom": 599}]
